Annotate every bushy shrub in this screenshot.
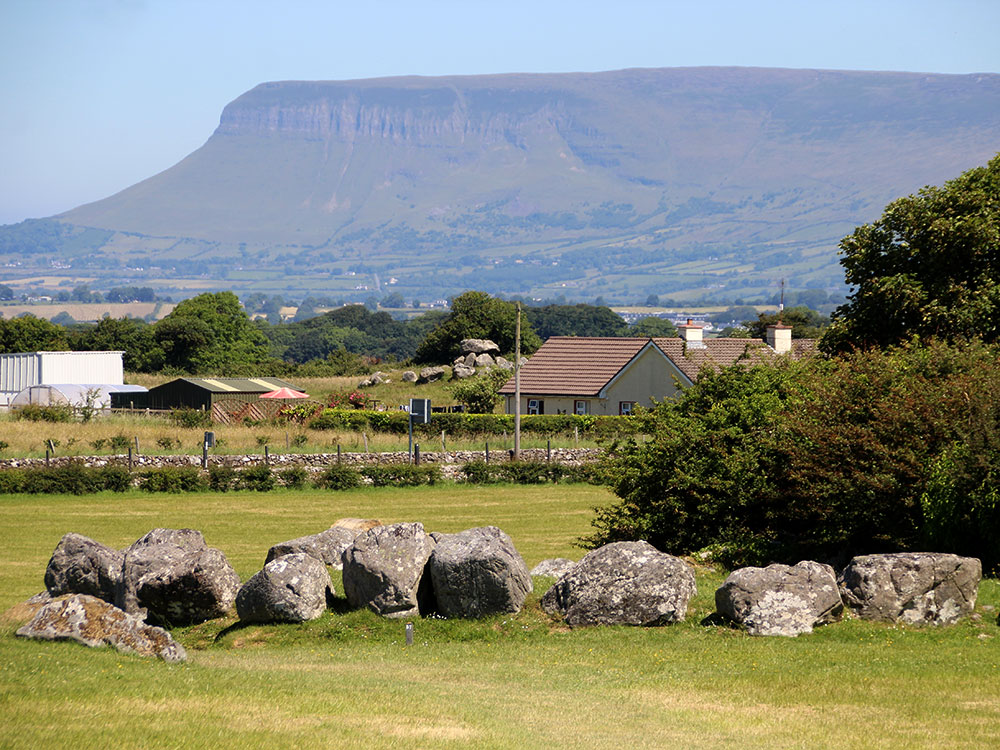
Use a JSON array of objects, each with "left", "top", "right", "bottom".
[
  {"left": 279, "top": 467, "right": 308, "bottom": 489},
  {"left": 460, "top": 460, "right": 499, "bottom": 484},
  {"left": 208, "top": 465, "right": 236, "bottom": 492},
  {"left": 494, "top": 460, "right": 557, "bottom": 484},
  {"left": 139, "top": 467, "right": 206, "bottom": 493},
  {"left": 0, "top": 470, "right": 25, "bottom": 494},
  {"left": 95, "top": 466, "right": 133, "bottom": 492},
  {"left": 314, "top": 465, "right": 363, "bottom": 490},
  {"left": 236, "top": 465, "right": 275, "bottom": 492},
  {"left": 169, "top": 407, "right": 211, "bottom": 428},
  {"left": 13, "top": 404, "right": 73, "bottom": 423}
]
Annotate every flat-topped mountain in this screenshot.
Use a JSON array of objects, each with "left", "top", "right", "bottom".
[{"left": 5, "top": 67, "right": 1000, "bottom": 302}]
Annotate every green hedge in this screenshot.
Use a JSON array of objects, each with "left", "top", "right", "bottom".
[
  {"left": 307, "top": 409, "right": 639, "bottom": 438},
  {"left": 459, "top": 459, "right": 605, "bottom": 485}
]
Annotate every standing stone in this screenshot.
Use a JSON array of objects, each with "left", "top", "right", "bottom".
[
  {"left": 429, "top": 526, "right": 532, "bottom": 618},
  {"left": 342, "top": 522, "right": 436, "bottom": 618},
  {"left": 44, "top": 532, "right": 123, "bottom": 603},
  {"left": 16, "top": 594, "right": 187, "bottom": 662},
  {"left": 715, "top": 561, "right": 843, "bottom": 637},
  {"left": 117, "top": 528, "right": 241, "bottom": 626},
  {"left": 473, "top": 353, "right": 496, "bottom": 368},
  {"left": 839, "top": 552, "right": 981, "bottom": 625},
  {"left": 530, "top": 558, "right": 576, "bottom": 579},
  {"left": 540, "top": 541, "right": 696, "bottom": 627},
  {"left": 265, "top": 527, "right": 357, "bottom": 569},
  {"left": 236, "top": 553, "right": 334, "bottom": 623}
]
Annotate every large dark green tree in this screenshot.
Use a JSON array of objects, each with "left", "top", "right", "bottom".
[
  {"left": 75, "top": 316, "right": 165, "bottom": 372},
  {"left": 0, "top": 315, "right": 69, "bottom": 353},
  {"left": 414, "top": 292, "right": 542, "bottom": 364},
  {"left": 154, "top": 291, "right": 269, "bottom": 374},
  {"left": 823, "top": 153, "right": 1000, "bottom": 351},
  {"left": 525, "top": 303, "right": 628, "bottom": 339}
]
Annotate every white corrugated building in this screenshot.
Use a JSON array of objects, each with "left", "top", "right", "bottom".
[{"left": 0, "top": 351, "right": 124, "bottom": 407}]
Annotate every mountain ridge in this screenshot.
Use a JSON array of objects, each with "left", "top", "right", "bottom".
[{"left": 4, "top": 66, "right": 999, "bottom": 303}]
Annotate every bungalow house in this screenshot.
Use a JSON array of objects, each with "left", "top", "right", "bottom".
[{"left": 499, "top": 322, "right": 814, "bottom": 416}]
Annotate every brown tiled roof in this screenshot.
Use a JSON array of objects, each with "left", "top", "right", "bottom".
[
  {"left": 500, "top": 335, "right": 817, "bottom": 396},
  {"left": 498, "top": 337, "right": 652, "bottom": 396}
]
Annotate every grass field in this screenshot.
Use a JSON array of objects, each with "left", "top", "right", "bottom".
[{"left": 1, "top": 484, "right": 999, "bottom": 749}]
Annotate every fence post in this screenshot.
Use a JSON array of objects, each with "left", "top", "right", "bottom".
[
  {"left": 547, "top": 439, "right": 551, "bottom": 462},
  {"left": 134, "top": 436, "right": 140, "bottom": 454},
  {"left": 363, "top": 432, "right": 369, "bottom": 453},
  {"left": 45, "top": 448, "right": 50, "bottom": 466},
  {"left": 202, "top": 441, "right": 208, "bottom": 469},
  {"left": 485, "top": 441, "right": 489, "bottom": 464},
  {"left": 337, "top": 444, "right": 342, "bottom": 465},
  {"left": 264, "top": 445, "right": 270, "bottom": 466},
  {"left": 128, "top": 446, "right": 133, "bottom": 470},
  {"left": 414, "top": 444, "right": 421, "bottom": 465},
  {"left": 441, "top": 430, "right": 446, "bottom": 452},
  {"left": 574, "top": 426, "right": 579, "bottom": 446}
]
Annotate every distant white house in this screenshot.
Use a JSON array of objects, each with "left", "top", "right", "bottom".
[{"left": 0, "top": 351, "right": 124, "bottom": 407}]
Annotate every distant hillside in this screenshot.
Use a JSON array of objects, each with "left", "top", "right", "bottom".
[{"left": 4, "top": 67, "right": 1000, "bottom": 303}]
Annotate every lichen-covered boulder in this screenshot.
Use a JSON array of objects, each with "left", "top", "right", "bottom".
[
  {"left": 540, "top": 541, "right": 696, "bottom": 627},
  {"left": 530, "top": 558, "right": 576, "bottom": 579},
  {"left": 839, "top": 552, "right": 980, "bottom": 625},
  {"left": 342, "top": 522, "right": 436, "bottom": 618},
  {"left": 236, "top": 553, "right": 334, "bottom": 623},
  {"left": 16, "top": 594, "right": 186, "bottom": 662},
  {"left": 429, "top": 526, "right": 532, "bottom": 618},
  {"left": 715, "top": 561, "right": 843, "bottom": 637},
  {"left": 418, "top": 366, "right": 446, "bottom": 383},
  {"left": 460, "top": 338, "right": 500, "bottom": 355},
  {"left": 44, "top": 532, "right": 123, "bottom": 603},
  {"left": 116, "top": 528, "right": 240, "bottom": 626},
  {"left": 265, "top": 527, "right": 357, "bottom": 569}
]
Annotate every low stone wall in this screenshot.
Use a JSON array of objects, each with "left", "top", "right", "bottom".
[{"left": 0, "top": 448, "right": 603, "bottom": 472}]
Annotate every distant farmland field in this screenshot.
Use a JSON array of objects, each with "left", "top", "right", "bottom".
[{"left": 0, "top": 302, "right": 175, "bottom": 322}]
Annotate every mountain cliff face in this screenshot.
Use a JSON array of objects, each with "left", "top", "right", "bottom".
[{"left": 10, "top": 67, "right": 1000, "bottom": 302}]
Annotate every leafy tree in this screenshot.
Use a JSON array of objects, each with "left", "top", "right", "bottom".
[
  {"left": 743, "top": 305, "right": 829, "bottom": 339},
  {"left": 0, "top": 284, "right": 13, "bottom": 301},
  {"left": 628, "top": 317, "right": 678, "bottom": 337},
  {"left": 525, "top": 304, "right": 628, "bottom": 339},
  {"left": 415, "top": 292, "right": 541, "bottom": 364},
  {"left": 823, "top": 153, "right": 1000, "bottom": 351},
  {"left": 450, "top": 368, "right": 511, "bottom": 414},
  {"left": 76, "top": 315, "right": 164, "bottom": 372},
  {"left": 0, "top": 315, "right": 69, "bottom": 353},
  {"left": 153, "top": 292, "right": 269, "bottom": 374}
]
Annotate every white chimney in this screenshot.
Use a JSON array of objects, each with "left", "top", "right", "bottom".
[
  {"left": 766, "top": 324, "right": 793, "bottom": 354},
  {"left": 677, "top": 318, "right": 703, "bottom": 343}
]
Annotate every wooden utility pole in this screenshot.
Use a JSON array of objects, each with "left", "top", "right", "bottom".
[{"left": 514, "top": 301, "right": 521, "bottom": 460}]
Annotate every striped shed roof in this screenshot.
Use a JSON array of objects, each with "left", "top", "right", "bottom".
[
  {"left": 160, "top": 377, "right": 302, "bottom": 394},
  {"left": 500, "top": 336, "right": 816, "bottom": 396}
]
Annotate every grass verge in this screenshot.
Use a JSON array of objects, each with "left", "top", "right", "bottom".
[{"left": 1, "top": 484, "right": 998, "bottom": 749}]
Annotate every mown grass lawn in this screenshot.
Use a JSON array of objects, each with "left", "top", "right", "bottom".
[{"left": 1, "top": 484, "right": 998, "bottom": 749}]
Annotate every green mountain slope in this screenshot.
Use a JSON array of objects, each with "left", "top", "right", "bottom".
[{"left": 6, "top": 67, "right": 1000, "bottom": 303}]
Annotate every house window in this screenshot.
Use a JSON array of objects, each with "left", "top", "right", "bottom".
[
  {"left": 527, "top": 399, "right": 544, "bottom": 415},
  {"left": 574, "top": 400, "right": 589, "bottom": 415},
  {"left": 619, "top": 401, "right": 635, "bottom": 415}
]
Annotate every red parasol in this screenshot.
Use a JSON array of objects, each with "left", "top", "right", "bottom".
[{"left": 259, "top": 387, "right": 309, "bottom": 399}]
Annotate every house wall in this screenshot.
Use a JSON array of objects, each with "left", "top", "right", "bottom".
[
  {"left": 502, "top": 344, "right": 688, "bottom": 415},
  {"left": 603, "top": 345, "right": 685, "bottom": 409}
]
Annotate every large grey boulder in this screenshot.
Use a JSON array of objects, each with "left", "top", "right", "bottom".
[
  {"left": 265, "top": 526, "right": 358, "bottom": 569},
  {"left": 530, "top": 558, "right": 576, "bottom": 579},
  {"left": 401, "top": 370, "right": 418, "bottom": 383},
  {"left": 16, "top": 594, "right": 186, "bottom": 662},
  {"left": 452, "top": 364, "right": 476, "bottom": 379},
  {"left": 342, "top": 522, "right": 436, "bottom": 618},
  {"left": 236, "top": 553, "right": 334, "bottom": 624},
  {"left": 418, "top": 366, "right": 446, "bottom": 383},
  {"left": 116, "top": 528, "right": 241, "bottom": 626},
  {"left": 715, "top": 561, "right": 843, "bottom": 637},
  {"left": 839, "top": 552, "right": 981, "bottom": 625},
  {"left": 460, "top": 338, "right": 500, "bottom": 355},
  {"left": 44, "top": 532, "right": 123, "bottom": 603},
  {"left": 540, "top": 541, "right": 696, "bottom": 627},
  {"left": 473, "top": 353, "right": 495, "bottom": 368},
  {"left": 428, "top": 526, "right": 532, "bottom": 618}
]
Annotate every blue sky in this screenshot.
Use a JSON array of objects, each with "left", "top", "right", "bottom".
[{"left": 2, "top": 0, "right": 999, "bottom": 226}]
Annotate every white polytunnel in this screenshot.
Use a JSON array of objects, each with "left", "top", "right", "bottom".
[{"left": 9, "top": 384, "right": 148, "bottom": 410}]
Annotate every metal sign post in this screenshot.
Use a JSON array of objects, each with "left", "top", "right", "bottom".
[{"left": 408, "top": 398, "right": 430, "bottom": 463}]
